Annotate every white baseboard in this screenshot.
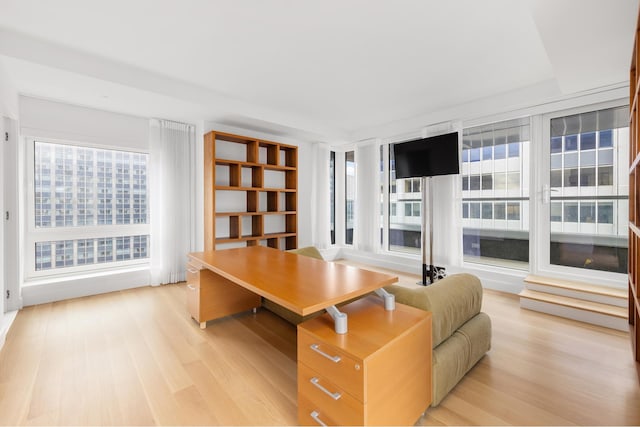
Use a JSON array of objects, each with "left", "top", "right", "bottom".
[
  {"left": 22, "top": 267, "right": 151, "bottom": 306},
  {"left": 0, "top": 310, "right": 18, "bottom": 353}
]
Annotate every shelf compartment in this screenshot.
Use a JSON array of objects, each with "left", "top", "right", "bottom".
[
  {"left": 215, "top": 186, "right": 296, "bottom": 192},
  {"left": 216, "top": 211, "right": 296, "bottom": 217},
  {"left": 214, "top": 232, "right": 296, "bottom": 245},
  {"left": 216, "top": 158, "right": 295, "bottom": 171}
]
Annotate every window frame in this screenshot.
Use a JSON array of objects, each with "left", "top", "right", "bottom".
[
  {"left": 24, "top": 137, "right": 151, "bottom": 280},
  {"left": 535, "top": 100, "right": 629, "bottom": 283}
]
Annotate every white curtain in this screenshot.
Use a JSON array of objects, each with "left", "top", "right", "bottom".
[
  {"left": 427, "top": 124, "right": 463, "bottom": 268},
  {"left": 355, "top": 142, "right": 380, "bottom": 252},
  {"left": 311, "top": 143, "right": 332, "bottom": 249},
  {"left": 149, "top": 119, "right": 195, "bottom": 285}
]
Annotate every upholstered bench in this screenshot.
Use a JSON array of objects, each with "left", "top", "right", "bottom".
[{"left": 385, "top": 273, "right": 492, "bottom": 406}]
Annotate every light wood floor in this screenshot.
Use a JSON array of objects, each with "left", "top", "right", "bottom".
[{"left": 0, "top": 265, "right": 639, "bottom": 425}]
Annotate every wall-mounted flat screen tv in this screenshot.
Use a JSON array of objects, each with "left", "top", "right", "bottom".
[{"left": 393, "top": 131, "right": 460, "bottom": 179}]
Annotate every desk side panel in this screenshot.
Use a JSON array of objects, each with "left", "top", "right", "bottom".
[
  {"left": 199, "top": 269, "right": 261, "bottom": 323},
  {"left": 365, "top": 314, "right": 432, "bottom": 425}
]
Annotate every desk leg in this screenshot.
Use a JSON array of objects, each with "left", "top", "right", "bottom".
[
  {"left": 374, "top": 288, "right": 396, "bottom": 311},
  {"left": 325, "top": 305, "right": 348, "bottom": 334}
]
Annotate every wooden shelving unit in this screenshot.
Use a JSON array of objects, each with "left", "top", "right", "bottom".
[
  {"left": 204, "top": 130, "right": 298, "bottom": 251},
  {"left": 629, "top": 11, "right": 640, "bottom": 363}
]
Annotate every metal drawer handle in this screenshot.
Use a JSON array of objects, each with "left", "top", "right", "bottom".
[
  {"left": 310, "top": 377, "right": 341, "bottom": 400},
  {"left": 310, "top": 410, "right": 327, "bottom": 426},
  {"left": 187, "top": 284, "right": 196, "bottom": 290},
  {"left": 310, "top": 344, "right": 341, "bottom": 363}
]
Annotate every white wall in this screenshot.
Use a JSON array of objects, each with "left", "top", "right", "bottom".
[
  {"left": 0, "top": 61, "right": 18, "bottom": 119},
  {"left": 0, "top": 63, "right": 19, "bottom": 350},
  {"left": 20, "top": 96, "right": 149, "bottom": 150}
]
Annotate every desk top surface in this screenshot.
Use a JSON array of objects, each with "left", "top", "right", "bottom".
[{"left": 188, "top": 246, "right": 398, "bottom": 316}]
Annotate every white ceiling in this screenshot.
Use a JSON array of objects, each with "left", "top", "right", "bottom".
[{"left": 0, "top": 0, "right": 638, "bottom": 143}]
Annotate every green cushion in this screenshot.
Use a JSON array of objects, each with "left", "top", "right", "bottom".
[
  {"left": 286, "top": 246, "right": 324, "bottom": 260},
  {"left": 385, "top": 273, "right": 483, "bottom": 347},
  {"left": 431, "top": 312, "right": 491, "bottom": 405}
]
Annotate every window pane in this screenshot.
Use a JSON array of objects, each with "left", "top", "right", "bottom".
[
  {"left": 345, "top": 151, "right": 355, "bottom": 245},
  {"left": 579, "top": 167, "right": 596, "bottom": 187},
  {"left": 598, "top": 148, "right": 614, "bottom": 165},
  {"left": 481, "top": 174, "right": 493, "bottom": 190},
  {"left": 549, "top": 105, "right": 628, "bottom": 273},
  {"left": 33, "top": 142, "right": 149, "bottom": 273},
  {"left": 482, "top": 146, "right": 492, "bottom": 160},
  {"left": 565, "top": 135, "right": 578, "bottom": 151},
  {"left": 494, "top": 144, "right": 506, "bottom": 159},
  {"left": 508, "top": 142, "right": 520, "bottom": 157},
  {"left": 494, "top": 173, "right": 507, "bottom": 190},
  {"left": 564, "top": 168, "right": 579, "bottom": 187},
  {"left": 388, "top": 149, "right": 421, "bottom": 254},
  {"left": 469, "top": 175, "right": 480, "bottom": 190},
  {"left": 330, "top": 151, "right": 335, "bottom": 245},
  {"left": 470, "top": 148, "right": 480, "bottom": 162},
  {"left": 580, "top": 150, "right": 596, "bottom": 167},
  {"left": 598, "top": 165, "right": 613, "bottom": 185},
  {"left": 507, "top": 172, "right": 520, "bottom": 190},
  {"left": 470, "top": 203, "right": 480, "bottom": 218},
  {"left": 550, "top": 170, "right": 563, "bottom": 188},
  {"left": 462, "top": 203, "right": 469, "bottom": 218},
  {"left": 580, "top": 132, "right": 596, "bottom": 150},
  {"left": 597, "top": 202, "right": 613, "bottom": 224},
  {"left": 580, "top": 202, "right": 596, "bottom": 223},
  {"left": 551, "top": 137, "right": 562, "bottom": 153},
  {"left": 550, "top": 202, "right": 562, "bottom": 222},
  {"left": 482, "top": 203, "right": 493, "bottom": 219},
  {"left": 462, "top": 117, "right": 529, "bottom": 269},
  {"left": 564, "top": 203, "right": 578, "bottom": 222},
  {"left": 507, "top": 203, "right": 520, "bottom": 220},
  {"left": 599, "top": 130, "right": 613, "bottom": 147},
  {"left": 564, "top": 152, "right": 578, "bottom": 168}
]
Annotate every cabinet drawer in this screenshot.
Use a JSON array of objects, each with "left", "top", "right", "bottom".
[
  {"left": 298, "top": 362, "right": 363, "bottom": 426},
  {"left": 298, "top": 394, "right": 341, "bottom": 426},
  {"left": 186, "top": 262, "right": 201, "bottom": 321},
  {"left": 298, "top": 330, "right": 364, "bottom": 401}
]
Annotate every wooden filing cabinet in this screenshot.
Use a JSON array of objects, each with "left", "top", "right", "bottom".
[
  {"left": 297, "top": 295, "right": 432, "bottom": 426},
  {"left": 186, "top": 257, "right": 261, "bottom": 329}
]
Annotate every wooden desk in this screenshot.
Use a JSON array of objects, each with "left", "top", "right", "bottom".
[
  {"left": 186, "top": 246, "right": 432, "bottom": 425},
  {"left": 186, "top": 246, "right": 398, "bottom": 327}
]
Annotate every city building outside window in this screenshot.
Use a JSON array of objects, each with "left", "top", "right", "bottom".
[
  {"left": 27, "top": 140, "right": 150, "bottom": 277},
  {"left": 345, "top": 151, "right": 355, "bottom": 245},
  {"left": 548, "top": 106, "right": 628, "bottom": 273},
  {"left": 461, "top": 117, "right": 530, "bottom": 269},
  {"left": 388, "top": 147, "right": 422, "bottom": 254}
]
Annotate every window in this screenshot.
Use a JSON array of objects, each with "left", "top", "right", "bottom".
[
  {"left": 345, "top": 151, "right": 355, "bottom": 245},
  {"left": 388, "top": 144, "right": 421, "bottom": 254},
  {"left": 28, "top": 141, "right": 149, "bottom": 276},
  {"left": 462, "top": 118, "right": 530, "bottom": 269},
  {"left": 330, "top": 151, "right": 336, "bottom": 245},
  {"left": 548, "top": 105, "right": 629, "bottom": 273}
]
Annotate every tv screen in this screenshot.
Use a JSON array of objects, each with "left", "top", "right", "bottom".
[{"left": 393, "top": 131, "right": 460, "bottom": 179}]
